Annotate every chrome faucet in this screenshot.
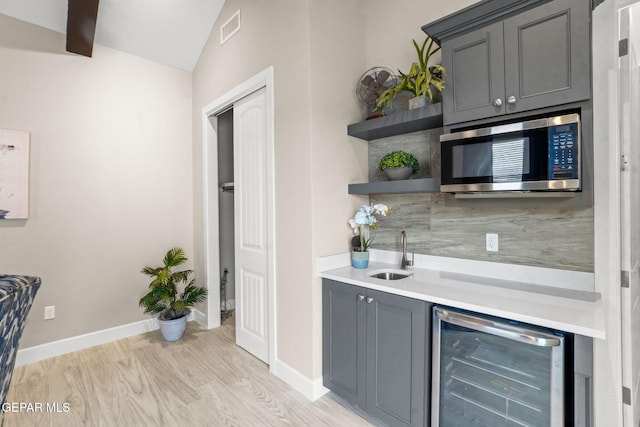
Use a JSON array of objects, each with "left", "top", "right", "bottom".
[{"left": 401, "top": 230, "right": 413, "bottom": 270}]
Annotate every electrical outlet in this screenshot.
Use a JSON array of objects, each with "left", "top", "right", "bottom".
[
  {"left": 44, "top": 305, "right": 55, "bottom": 320},
  {"left": 486, "top": 233, "right": 499, "bottom": 252}
]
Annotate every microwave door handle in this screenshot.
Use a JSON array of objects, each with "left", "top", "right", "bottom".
[{"left": 436, "top": 309, "right": 561, "bottom": 347}]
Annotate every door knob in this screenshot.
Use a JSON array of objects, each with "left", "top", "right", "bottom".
[
  {"left": 366, "top": 297, "right": 374, "bottom": 304},
  {"left": 493, "top": 98, "right": 503, "bottom": 107},
  {"left": 507, "top": 95, "right": 517, "bottom": 104},
  {"left": 357, "top": 294, "right": 365, "bottom": 301}
]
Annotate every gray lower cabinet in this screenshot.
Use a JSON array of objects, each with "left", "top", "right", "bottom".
[
  {"left": 322, "top": 279, "right": 430, "bottom": 427},
  {"left": 441, "top": 0, "right": 590, "bottom": 125}
]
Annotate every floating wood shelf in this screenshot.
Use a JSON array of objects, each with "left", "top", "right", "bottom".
[
  {"left": 348, "top": 178, "right": 441, "bottom": 195},
  {"left": 347, "top": 103, "right": 443, "bottom": 141}
]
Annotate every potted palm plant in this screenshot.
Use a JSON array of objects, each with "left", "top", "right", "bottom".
[
  {"left": 139, "top": 247, "right": 207, "bottom": 341},
  {"left": 376, "top": 36, "right": 446, "bottom": 113}
]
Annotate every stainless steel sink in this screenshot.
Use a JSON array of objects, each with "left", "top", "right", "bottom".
[{"left": 369, "top": 271, "right": 411, "bottom": 280}]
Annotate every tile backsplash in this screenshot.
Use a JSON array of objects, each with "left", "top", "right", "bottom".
[{"left": 367, "top": 129, "right": 594, "bottom": 272}]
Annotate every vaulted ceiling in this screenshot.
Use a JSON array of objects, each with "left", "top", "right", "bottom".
[{"left": 0, "top": 0, "right": 226, "bottom": 71}]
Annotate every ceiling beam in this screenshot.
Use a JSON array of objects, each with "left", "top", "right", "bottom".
[{"left": 66, "top": 0, "right": 100, "bottom": 57}]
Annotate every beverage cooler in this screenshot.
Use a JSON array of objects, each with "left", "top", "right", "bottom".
[{"left": 432, "top": 306, "right": 592, "bottom": 426}]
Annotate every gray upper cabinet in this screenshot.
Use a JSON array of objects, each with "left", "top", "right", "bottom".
[
  {"left": 442, "top": 21, "right": 505, "bottom": 124},
  {"left": 322, "top": 279, "right": 429, "bottom": 427},
  {"left": 440, "top": 0, "right": 591, "bottom": 125},
  {"left": 503, "top": 0, "right": 591, "bottom": 113}
]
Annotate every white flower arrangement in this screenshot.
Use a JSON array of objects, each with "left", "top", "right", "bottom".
[{"left": 349, "top": 203, "right": 390, "bottom": 252}]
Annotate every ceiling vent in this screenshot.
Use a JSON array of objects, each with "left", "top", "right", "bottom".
[{"left": 220, "top": 10, "right": 241, "bottom": 45}]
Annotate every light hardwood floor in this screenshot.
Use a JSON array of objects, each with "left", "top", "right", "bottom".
[{"left": 4, "top": 316, "right": 376, "bottom": 427}]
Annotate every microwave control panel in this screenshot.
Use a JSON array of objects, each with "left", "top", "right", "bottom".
[{"left": 548, "top": 123, "right": 579, "bottom": 180}]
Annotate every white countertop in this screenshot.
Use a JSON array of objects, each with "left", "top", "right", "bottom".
[{"left": 318, "top": 251, "right": 605, "bottom": 339}]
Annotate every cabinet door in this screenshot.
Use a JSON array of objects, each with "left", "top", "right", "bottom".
[
  {"left": 365, "top": 289, "right": 429, "bottom": 427},
  {"left": 503, "top": 0, "right": 590, "bottom": 114},
  {"left": 322, "top": 279, "right": 366, "bottom": 408},
  {"left": 442, "top": 21, "right": 505, "bottom": 125}
]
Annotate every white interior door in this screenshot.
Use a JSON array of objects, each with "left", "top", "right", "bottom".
[
  {"left": 233, "top": 87, "right": 269, "bottom": 363},
  {"left": 620, "top": 2, "right": 640, "bottom": 424}
]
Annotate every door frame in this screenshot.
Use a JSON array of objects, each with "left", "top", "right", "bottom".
[
  {"left": 201, "top": 66, "right": 276, "bottom": 370},
  {"left": 592, "top": 1, "right": 624, "bottom": 424}
]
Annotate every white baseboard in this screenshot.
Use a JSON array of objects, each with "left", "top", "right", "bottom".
[
  {"left": 274, "top": 359, "right": 329, "bottom": 401},
  {"left": 192, "top": 308, "right": 207, "bottom": 326},
  {"left": 15, "top": 307, "right": 230, "bottom": 368},
  {"left": 312, "top": 377, "right": 330, "bottom": 401},
  {"left": 15, "top": 318, "right": 161, "bottom": 367},
  {"left": 192, "top": 302, "right": 234, "bottom": 329}
]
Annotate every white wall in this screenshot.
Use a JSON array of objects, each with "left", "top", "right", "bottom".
[
  {"left": 363, "top": 0, "right": 476, "bottom": 73},
  {"left": 0, "top": 14, "right": 193, "bottom": 348},
  {"left": 193, "top": 0, "right": 315, "bottom": 379},
  {"left": 193, "top": 0, "right": 369, "bottom": 382},
  {"left": 308, "top": 0, "right": 368, "bottom": 381},
  {"left": 192, "top": 0, "right": 479, "bottom": 387}
]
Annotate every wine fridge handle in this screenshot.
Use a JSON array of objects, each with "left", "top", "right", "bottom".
[{"left": 435, "top": 308, "right": 561, "bottom": 347}]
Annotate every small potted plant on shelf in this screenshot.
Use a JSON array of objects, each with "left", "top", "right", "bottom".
[
  {"left": 379, "top": 150, "right": 420, "bottom": 181},
  {"left": 375, "top": 36, "right": 446, "bottom": 113},
  {"left": 348, "top": 203, "right": 391, "bottom": 269},
  {"left": 139, "top": 247, "right": 207, "bottom": 342}
]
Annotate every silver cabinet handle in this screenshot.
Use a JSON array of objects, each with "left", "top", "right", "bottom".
[
  {"left": 366, "top": 297, "right": 374, "bottom": 304},
  {"left": 435, "top": 307, "right": 561, "bottom": 347},
  {"left": 357, "top": 294, "right": 365, "bottom": 301},
  {"left": 507, "top": 95, "right": 517, "bottom": 104},
  {"left": 493, "top": 98, "right": 503, "bottom": 107}
]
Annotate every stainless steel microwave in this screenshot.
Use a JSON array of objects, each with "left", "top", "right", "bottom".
[{"left": 440, "top": 113, "right": 581, "bottom": 193}]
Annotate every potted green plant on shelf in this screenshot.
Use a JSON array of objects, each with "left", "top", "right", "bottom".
[
  {"left": 375, "top": 36, "right": 446, "bottom": 113},
  {"left": 139, "top": 247, "right": 207, "bottom": 342},
  {"left": 379, "top": 150, "right": 420, "bottom": 181},
  {"left": 348, "top": 203, "right": 391, "bottom": 269}
]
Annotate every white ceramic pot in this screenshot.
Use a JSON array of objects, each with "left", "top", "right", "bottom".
[{"left": 158, "top": 315, "right": 187, "bottom": 341}]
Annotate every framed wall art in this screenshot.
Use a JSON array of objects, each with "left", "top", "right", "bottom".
[{"left": 0, "top": 128, "right": 30, "bottom": 219}]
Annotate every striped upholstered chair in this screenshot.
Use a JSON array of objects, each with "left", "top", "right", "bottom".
[{"left": 0, "top": 275, "right": 41, "bottom": 425}]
